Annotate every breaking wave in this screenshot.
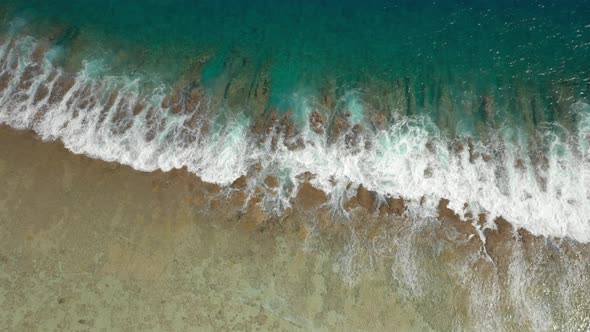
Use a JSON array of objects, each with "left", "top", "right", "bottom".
[{"left": 1, "top": 35, "right": 590, "bottom": 242}]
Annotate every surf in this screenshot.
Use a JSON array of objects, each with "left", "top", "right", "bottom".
[{"left": 1, "top": 33, "right": 589, "bottom": 243}]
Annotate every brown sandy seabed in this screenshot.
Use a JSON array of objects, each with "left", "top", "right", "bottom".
[
  {"left": 0, "top": 125, "right": 429, "bottom": 331},
  {"left": 1, "top": 125, "right": 590, "bottom": 331}
]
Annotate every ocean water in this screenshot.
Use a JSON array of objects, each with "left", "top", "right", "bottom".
[
  {"left": 1, "top": 0, "right": 589, "bottom": 240},
  {"left": 1, "top": 0, "right": 590, "bottom": 329}
]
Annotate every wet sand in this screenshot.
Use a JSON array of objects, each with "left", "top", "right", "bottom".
[
  {"left": 2, "top": 125, "right": 590, "bottom": 330},
  {"left": 0, "top": 126, "right": 430, "bottom": 331}
]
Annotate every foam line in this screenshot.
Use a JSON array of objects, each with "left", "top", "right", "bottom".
[{"left": 1, "top": 37, "right": 589, "bottom": 242}]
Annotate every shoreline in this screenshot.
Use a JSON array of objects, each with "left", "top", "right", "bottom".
[
  {"left": 0, "top": 123, "right": 434, "bottom": 330},
  {"left": 2, "top": 116, "right": 590, "bottom": 330},
  {"left": 0, "top": 124, "right": 553, "bottom": 258},
  {"left": 2, "top": 29, "right": 589, "bottom": 242}
]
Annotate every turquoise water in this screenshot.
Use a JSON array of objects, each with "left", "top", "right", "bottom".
[{"left": 4, "top": 1, "right": 589, "bottom": 115}]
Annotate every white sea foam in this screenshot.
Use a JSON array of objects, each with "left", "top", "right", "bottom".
[{"left": 1, "top": 36, "right": 590, "bottom": 242}]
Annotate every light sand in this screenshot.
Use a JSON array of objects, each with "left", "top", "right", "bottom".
[{"left": 0, "top": 126, "right": 430, "bottom": 331}]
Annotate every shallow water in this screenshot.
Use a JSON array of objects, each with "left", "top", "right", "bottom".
[
  {"left": 2, "top": 127, "right": 590, "bottom": 331},
  {"left": 0, "top": 127, "right": 434, "bottom": 330}
]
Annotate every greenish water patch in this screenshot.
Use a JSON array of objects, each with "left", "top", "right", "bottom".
[{"left": 4, "top": 1, "right": 589, "bottom": 102}]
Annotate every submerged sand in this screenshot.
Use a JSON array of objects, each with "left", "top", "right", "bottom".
[
  {"left": 2, "top": 125, "right": 590, "bottom": 331},
  {"left": 0, "top": 126, "right": 431, "bottom": 331}
]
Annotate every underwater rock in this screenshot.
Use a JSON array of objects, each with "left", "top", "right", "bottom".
[
  {"left": 356, "top": 185, "right": 377, "bottom": 211},
  {"left": 390, "top": 79, "right": 409, "bottom": 116},
  {"left": 405, "top": 77, "right": 416, "bottom": 116},
  {"left": 437, "top": 198, "right": 477, "bottom": 237},
  {"left": 186, "top": 87, "right": 205, "bottom": 111},
  {"left": 101, "top": 89, "right": 119, "bottom": 114},
  {"left": 220, "top": 54, "right": 256, "bottom": 109},
  {"left": 161, "top": 83, "right": 205, "bottom": 114},
  {"left": 161, "top": 54, "right": 210, "bottom": 114},
  {"left": 361, "top": 78, "right": 405, "bottom": 121},
  {"left": 281, "top": 113, "right": 305, "bottom": 151},
  {"left": 310, "top": 111, "right": 326, "bottom": 134},
  {"left": 345, "top": 184, "right": 377, "bottom": 211},
  {"left": 253, "top": 110, "right": 273, "bottom": 142},
  {"left": 516, "top": 227, "right": 544, "bottom": 254},
  {"left": 513, "top": 83, "right": 536, "bottom": 132},
  {"left": 295, "top": 182, "right": 327, "bottom": 209},
  {"left": 264, "top": 175, "right": 279, "bottom": 188},
  {"left": 467, "top": 138, "right": 479, "bottom": 163},
  {"left": 230, "top": 175, "right": 248, "bottom": 190},
  {"left": 515, "top": 159, "right": 526, "bottom": 171},
  {"left": 328, "top": 115, "right": 350, "bottom": 144},
  {"left": 0, "top": 72, "right": 9, "bottom": 94},
  {"left": 530, "top": 91, "right": 545, "bottom": 126},
  {"left": 437, "top": 84, "right": 454, "bottom": 134},
  {"left": 132, "top": 100, "right": 146, "bottom": 115},
  {"left": 48, "top": 74, "right": 75, "bottom": 105},
  {"left": 143, "top": 107, "right": 163, "bottom": 142},
  {"left": 452, "top": 140, "right": 465, "bottom": 155},
  {"left": 46, "top": 26, "right": 66, "bottom": 42},
  {"left": 280, "top": 111, "right": 296, "bottom": 139},
  {"left": 110, "top": 104, "right": 134, "bottom": 135},
  {"left": 371, "top": 112, "right": 387, "bottom": 131},
  {"left": 250, "top": 117, "right": 267, "bottom": 139},
  {"left": 252, "top": 76, "right": 270, "bottom": 116},
  {"left": 416, "top": 81, "right": 427, "bottom": 109},
  {"left": 241, "top": 194, "right": 268, "bottom": 229},
  {"left": 33, "top": 83, "right": 49, "bottom": 104},
  {"left": 266, "top": 109, "right": 279, "bottom": 133},
  {"left": 69, "top": 83, "right": 93, "bottom": 110},
  {"left": 386, "top": 196, "right": 405, "bottom": 215},
  {"left": 423, "top": 167, "right": 433, "bottom": 178},
  {"left": 31, "top": 43, "right": 48, "bottom": 63},
  {"left": 551, "top": 80, "right": 577, "bottom": 128},
  {"left": 295, "top": 171, "right": 315, "bottom": 183},
  {"left": 264, "top": 110, "right": 300, "bottom": 150},
  {"left": 286, "top": 138, "right": 305, "bottom": 151},
  {"left": 481, "top": 95, "right": 494, "bottom": 122},
  {"left": 229, "top": 190, "right": 249, "bottom": 207},
  {"left": 483, "top": 217, "right": 514, "bottom": 268},
  {"left": 425, "top": 140, "right": 437, "bottom": 154},
  {"left": 345, "top": 124, "right": 364, "bottom": 149},
  {"left": 321, "top": 79, "right": 337, "bottom": 109},
  {"left": 18, "top": 64, "right": 42, "bottom": 91}
]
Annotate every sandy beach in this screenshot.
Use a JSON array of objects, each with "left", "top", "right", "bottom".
[
  {"left": 0, "top": 126, "right": 434, "bottom": 330},
  {"left": 2, "top": 125, "right": 590, "bottom": 330}
]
